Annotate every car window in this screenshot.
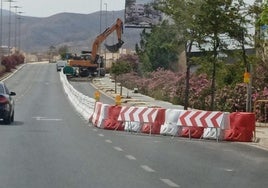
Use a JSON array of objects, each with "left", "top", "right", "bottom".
[
  {"left": 4, "top": 84, "right": 9, "bottom": 94},
  {"left": 0, "top": 84, "right": 5, "bottom": 94}
]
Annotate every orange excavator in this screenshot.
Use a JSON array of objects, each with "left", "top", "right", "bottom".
[{"left": 65, "top": 18, "right": 124, "bottom": 77}]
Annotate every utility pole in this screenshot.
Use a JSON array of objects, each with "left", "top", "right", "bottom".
[
  {"left": 98, "top": 0, "right": 103, "bottom": 77},
  {"left": 12, "top": 5, "right": 20, "bottom": 51}
]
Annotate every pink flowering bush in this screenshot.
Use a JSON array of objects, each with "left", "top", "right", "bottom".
[{"left": 1, "top": 53, "right": 25, "bottom": 72}]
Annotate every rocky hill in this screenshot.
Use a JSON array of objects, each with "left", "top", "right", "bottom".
[{"left": 1, "top": 10, "right": 142, "bottom": 53}]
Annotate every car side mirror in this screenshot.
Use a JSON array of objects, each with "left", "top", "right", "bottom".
[{"left": 10, "top": 91, "right": 16, "bottom": 96}]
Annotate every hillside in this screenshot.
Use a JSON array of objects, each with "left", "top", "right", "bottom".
[{"left": 1, "top": 10, "right": 142, "bottom": 53}]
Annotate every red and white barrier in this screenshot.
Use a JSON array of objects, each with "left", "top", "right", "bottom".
[
  {"left": 160, "top": 109, "right": 184, "bottom": 136},
  {"left": 118, "top": 106, "right": 158, "bottom": 122},
  {"left": 141, "top": 108, "right": 166, "bottom": 134},
  {"left": 118, "top": 106, "right": 159, "bottom": 132},
  {"left": 91, "top": 102, "right": 110, "bottom": 128},
  {"left": 224, "top": 112, "right": 255, "bottom": 142},
  {"left": 177, "top": 110, "right": 229, "bottom": 129},
  {"left": 103, "top": 105, "right": 124, "bottom": 130}
]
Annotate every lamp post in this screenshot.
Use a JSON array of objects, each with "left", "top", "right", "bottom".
[
  {"left": 104, "top": 2, "right": 107, "bottom": 71},
  {"left": 1, "top": 0, "right": 3, "bottom": 48},
  {"left": 6, "top": 0, "right": 15, "bottom": 55},
  {"left": 17, "top": 11, "right": 22, "bottom": 52},
  {"left": 98, "top": 0, "right": 103, "bottom": 77},
  {"left": 0, "top": 0, "right": 2, "bottom": 62},
  {"left": 12, "top": 5, "right": 20, "bottom": 51}
]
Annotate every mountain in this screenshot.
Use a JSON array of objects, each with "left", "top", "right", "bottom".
[{"left": 1, "top": 10, "right": 142, "bottom": 53}]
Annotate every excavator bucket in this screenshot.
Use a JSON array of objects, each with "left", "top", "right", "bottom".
[{"left": 105, "top": 40, "right": 124, "bottom": 53}]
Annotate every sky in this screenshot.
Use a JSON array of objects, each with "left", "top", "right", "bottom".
[
  {"left": 1, "top": 0, "right": 256, "bottom": 18},
  {"left": 1, "top": 0, "right": 126, "bottom": 18}
]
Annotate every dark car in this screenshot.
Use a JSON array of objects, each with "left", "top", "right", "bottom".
[
  {"left": 0, "top": 82, "right": 16, "bottom": 124},
  {"left": 56, "top": 60, "right": 67, "bottom": 71}
]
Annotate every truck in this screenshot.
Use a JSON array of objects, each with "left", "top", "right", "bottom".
[{"left": 64, "top": 18, "right": 124, "bottom": 77}]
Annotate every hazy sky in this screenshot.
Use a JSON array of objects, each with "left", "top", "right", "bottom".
[
  {"left": 1, "top": 0, "right": 255, "bottom": 18},
  {"left": 1, "top": 0, "right": 126, "bottom": 18}
]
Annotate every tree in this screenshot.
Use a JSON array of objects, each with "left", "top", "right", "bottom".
[
  {"left": 155, "top": 0, "right": 203, "bottom": 110},
  {"left": 48, "top": 45, "right": 56, "bottom": 62},
  {"left": 110, "top": 58, "right": 132, "bottom": 95},
  {"left": 58, "top": 45, "right": 69, "bottom": 59},
  {"left": 136, "top": 20, "right": 182, "bottom": 73},
  {"left": 194, "top": 0, "right": 251, "bottom": 110}
]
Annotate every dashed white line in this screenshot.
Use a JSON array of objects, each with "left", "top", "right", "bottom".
[
  {"left": 125, "top": 155, "right": 136, "bottom": 160},
  {"left": 113, "top": 146, "right": 123, "bottom": 151},
  {"left": 160, "top": 179, "right": 180, "bottom": 187},
  {"left": 223, "top": 168, "right": 234, "bottom": 172},
  {"left": 98, "top": 134, "right": 104, "bottom": 137},
  {"left": 140, "top": 165, "right": 155, "bottom": 172},
  {"left": 105, "top": 139, "right": 112, "bottom": 143}
]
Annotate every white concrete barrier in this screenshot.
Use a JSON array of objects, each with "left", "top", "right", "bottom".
[{"left": 60, "top": 71, "right": 95, "bottom": 121}]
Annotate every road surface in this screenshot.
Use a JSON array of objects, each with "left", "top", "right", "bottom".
[{"left": 0, "top": 63, "right": 267, "bottom": 188}]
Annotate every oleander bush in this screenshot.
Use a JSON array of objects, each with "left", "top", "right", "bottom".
[{"left": 1, "top": 53, "right": 25, "bottom": 72}]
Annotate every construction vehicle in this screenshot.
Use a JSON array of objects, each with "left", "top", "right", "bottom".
[{"left": 64, "top": 18, "right": 124, "bottom": 77}]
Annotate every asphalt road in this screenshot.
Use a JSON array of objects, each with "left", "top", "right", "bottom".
[{"left": 0, "top": 63, "right": 267, "bottom": 188}]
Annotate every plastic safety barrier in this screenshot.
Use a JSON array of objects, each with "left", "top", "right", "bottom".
[
  {"left": 224, "top": 112, "right": 255, "bottom": 142},
  {"left": 118, "top": 106, "right": 159, "bottom": 132},
  {"left": 160, "top": 109, "right": 184, "bottom": 136},
  {"left": 91, "top": 102, "right": 110, "bottom": 128},
  {"left": 177, "top": 110, "right": 230, "bottom": 139},
  {"left": 141, "top": 108, "right": 166, "bottom": 134},
  {"left": 180, "top": 127, "right": 204, "bottom": 138},
  {"left": 103, "top": 105, "right": 124, "bottom": 130}
]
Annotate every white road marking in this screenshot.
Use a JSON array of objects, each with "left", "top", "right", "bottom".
[
  {"left": 113, "top": 146, "right": 123, "bottom": 151},
  {"left": 32, "top": 117, "right": 62, "bottom": 121},
  {"left": 125, "top": 155, "right": 136, "bottom": 160},
  {"left": 160, "top": 179, "right": 180, "bottom": 187},
  {"left": 93, "top": 129, "right": 98, "bottom": 132},
  {"left": 98, "top": 134, "right": 104, "bottom": 137},
  {"left": 223, "top": 168, "right": 234, "bottom": 172},
  {"left": 140, "top": 165, "right": 155, "bottom": 172},
  {"left": 105, "top": 139, "right": 112, "bottom": 143}
]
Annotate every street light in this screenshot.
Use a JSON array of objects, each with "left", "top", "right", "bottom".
[
  {"left": 98, "top": 0, "right": 103, "bottom": 77},
  {"left": 5, "top": 0, "right": 16, "bottom": 55},
  {"left": 104, "top": 3, "right": 107, "bottom": 71},
  {"left": 12, "top": 5, "right": 21, "bottom": 51},
  {"left": 17, "top": 11, "right": 23, "bottom": 52},
  {"left": 0, "top": 0, "right": 3, "bottom": 62}
]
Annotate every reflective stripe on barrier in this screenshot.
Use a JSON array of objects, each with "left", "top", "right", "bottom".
[
  {"left": 177, "top": 110, "right": 229, "bottom": 129},
  {"left": 141, "top": 108, "right": 166, "bottom": 134},
  {"left": 118, "top": 106, "right": 159, "bottom": 133},
  {"left": 118, "top": 106, "right": 159, "bottom": 123}
]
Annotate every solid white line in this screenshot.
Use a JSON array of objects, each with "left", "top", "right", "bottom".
[
  {"left": 160, "top": 179, "right": 180, "bottom": 187},
  {"left": 125, "top": 155, "right": 136, "bottom": 160},
  {"left": 105, "top": 139, "right": 112, "bottom": 143},
  {"left": 140, "top": 165, "right": 155, "bottom": 172},
  {"left": 113, "top": 147, "right": 123, "bottom": 152}
]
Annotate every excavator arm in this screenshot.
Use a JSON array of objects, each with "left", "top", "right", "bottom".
[
  {"left": 91, "top": 18, "right": 124, "bottom": 62},
  {"left": 66, "top": 18, "right": 124, "bottom": 77}
]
